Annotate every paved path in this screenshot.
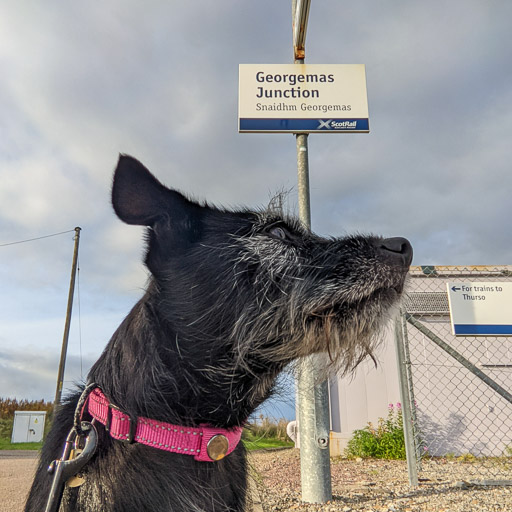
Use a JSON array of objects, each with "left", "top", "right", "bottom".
[
  {"left": 0, "top": 450, "right": 38, "bottom": 459},
  {"left": 0, "top": 453, "right": 38, "bottom": 512},
  {"left": 0, "top": 451, "right": 264, "bottom": 512}
]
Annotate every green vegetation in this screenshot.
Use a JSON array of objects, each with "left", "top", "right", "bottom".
[
  {"left": 0, "top": 397, "right": 53, "bottom": 450},
  {"left": 243, "top": 436, "right": 293, "bottom": 451},
  {"left": 0, "top": 397, "right": 53, "bottom": 418},
  {"left": 243, "top": 415, "right": 294, "bottom": 451},
  {"left": 0, "top": 438, "right": 42, "bottom": 450},
  {"left": 1, "top": 399, "right": 295, "bottom": 453},
  {"left": 445, "top": 452, "right": 478, "bottom": 463},
  {"left": 345, "top": 403, "right": 406, "bottom": 460}
]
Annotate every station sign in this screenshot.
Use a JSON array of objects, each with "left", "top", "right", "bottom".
[
  {"left": 239, "top": 64, "right": 369, "bottom": 133},
  {"left": 447, "top": 282, "right": 512, "bottom": 336}
]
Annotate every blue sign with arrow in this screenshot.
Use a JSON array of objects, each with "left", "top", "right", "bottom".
[{"left": 447, "top": 282, "right": 512, "bottom": 336}]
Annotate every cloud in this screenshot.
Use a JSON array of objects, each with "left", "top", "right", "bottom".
[
  {"left": 0, "top": 1, "right": 511, "bottom": 405},
  {"left": 0, "top": 347, "right": 96, "bottom": 401}
]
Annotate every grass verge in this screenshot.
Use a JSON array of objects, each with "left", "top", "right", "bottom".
[
  {"left": 243, "top": 437, "right": 293, "bottom": 451},
  {"left": 0, "top": 438, "right": 42, "bottom": 450}
]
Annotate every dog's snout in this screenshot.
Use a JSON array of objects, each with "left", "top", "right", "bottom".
[{"left": 379, "top": 237, "right": 413, "bottom": 267}]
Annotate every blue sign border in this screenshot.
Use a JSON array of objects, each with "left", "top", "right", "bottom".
[
  {"left": 239, "top": 118, "right": 369, "bottom": 133},
  {"left": 453, "top": 324, "right": 512, "bottom": 336}
]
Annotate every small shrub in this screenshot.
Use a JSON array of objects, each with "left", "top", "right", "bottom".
[
  {"left": 0, "top": 397, "right": 53, "bottom": 420},
  {"left": 0, "top": 418, "right": 13, "bottom": 439},
  {"left": 345, "top": 403, "right": 406, "bottom": 460},
  {"left": 457, "top": 453, "right": 477, "bottom": 463}
]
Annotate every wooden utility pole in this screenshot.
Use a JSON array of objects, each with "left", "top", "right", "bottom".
[{"left": 54, "top": 227, "right": 81, "bottom": 406}]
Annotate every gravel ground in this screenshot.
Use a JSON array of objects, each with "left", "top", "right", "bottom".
[
  {"left": 3, "top": 449, "right": 512, "bottom": 511},
  {"left": 0, "top": 451, "right": 38, "bottom": 512},
  {"left": 249, "top": 449, "right": 512, "bottom": 512}
]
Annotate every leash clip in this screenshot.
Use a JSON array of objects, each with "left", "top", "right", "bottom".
[{"left": 44, "top": 421, "right": 98, "bottom": 512}]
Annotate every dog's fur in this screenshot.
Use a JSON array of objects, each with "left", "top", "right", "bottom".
[{"left": 26, "top": 155, "right": 412, "bottom": 511}]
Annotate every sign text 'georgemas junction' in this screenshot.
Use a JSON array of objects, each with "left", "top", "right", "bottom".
[{"left": 239, "top": 64, "right": 369, "bottom": 133}]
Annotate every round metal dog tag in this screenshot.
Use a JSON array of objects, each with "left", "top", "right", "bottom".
[{"left": 206, "top": 434, "right": 229, "bottom": 461}]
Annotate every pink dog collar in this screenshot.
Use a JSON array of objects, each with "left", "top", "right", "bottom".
[{"left": 87, "top": 388, "right": 243, "bottom": 462}]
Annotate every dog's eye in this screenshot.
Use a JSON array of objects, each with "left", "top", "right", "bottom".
[{"left": 268, "top": 226, "right": 288, "bottom": 240}]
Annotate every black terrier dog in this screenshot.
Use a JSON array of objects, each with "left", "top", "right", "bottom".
[{"left": 26, "top": 155, "right": 412, "bottom": 511}]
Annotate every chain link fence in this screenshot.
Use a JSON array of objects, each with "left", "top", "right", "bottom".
[{"left": 395, "top": 266, "right": 512, "bottom": 485}]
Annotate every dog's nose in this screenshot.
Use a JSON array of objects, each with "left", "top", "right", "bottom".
[{"left": 378, "top": 237, "right": 413, "bottom": 267}]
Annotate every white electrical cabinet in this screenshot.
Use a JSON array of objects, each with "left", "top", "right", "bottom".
[{"left": 11, "top": 411, "right": 47, "bottom": 443}]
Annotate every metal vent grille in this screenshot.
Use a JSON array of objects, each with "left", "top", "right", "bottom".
[{"left": 403, "top": 292, "right": 449, "bottom": 315}]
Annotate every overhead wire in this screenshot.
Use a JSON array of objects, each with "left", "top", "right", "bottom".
[
  {"left": 2, "top": 227, "right": 85, "bottom": 383},
  {"left": 0, "top": 229, "right": 76, "bottom": 247}
]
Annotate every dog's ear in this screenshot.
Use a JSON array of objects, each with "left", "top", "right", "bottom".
[
  {"left": 112, "top": 155, "right": 207, "bottom": 275},
  {"left": 112, "top": 155, "right": 192, "bottom": 227}
]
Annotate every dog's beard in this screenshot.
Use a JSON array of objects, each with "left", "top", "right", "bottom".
[{"left": 230, "top": 285, "right": 402, "bottom": 386}]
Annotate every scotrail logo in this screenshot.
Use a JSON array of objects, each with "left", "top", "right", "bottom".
[{"left": 317, "top": 119, "right": 357, "bottom": 130}]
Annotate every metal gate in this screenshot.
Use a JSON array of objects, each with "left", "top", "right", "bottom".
[{"left": 395, "top": 266, "right": 512, "bottom": 485}]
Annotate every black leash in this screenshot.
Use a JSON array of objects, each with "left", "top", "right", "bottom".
[{"left": 45, "top": 384, "right": 99, "bottom": 512}]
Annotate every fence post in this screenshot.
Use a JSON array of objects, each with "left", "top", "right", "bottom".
[{"left": 394, "top": 312, "right": 419, "bottom": 486}]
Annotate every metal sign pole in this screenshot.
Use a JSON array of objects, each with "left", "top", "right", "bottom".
[{"left": 292, "top": 0, "right": 332, "bottom": 503}]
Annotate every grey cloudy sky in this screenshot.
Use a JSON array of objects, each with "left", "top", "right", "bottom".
[{"left": 1, "top": 2, "right": 511, "bottom": 419}]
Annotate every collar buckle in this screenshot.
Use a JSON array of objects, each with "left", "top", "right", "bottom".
[{"left": 105, "top": 403, "right": 137, "bottom": 444}]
